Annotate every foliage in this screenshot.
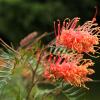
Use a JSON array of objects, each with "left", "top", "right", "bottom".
[
  {"left": 0, "top": 25, "right": 100, "bottom": 100},
  {"left": 0, "top": 46, "right": 87, "bottom": 100}
]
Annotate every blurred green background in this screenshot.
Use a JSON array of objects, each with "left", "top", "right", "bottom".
[{"left": 0, "top": 0, "right": 98, "bottom": 46}]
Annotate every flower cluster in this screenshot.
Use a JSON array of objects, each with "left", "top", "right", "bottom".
[
  {"left": 56, "top": 17, "right": 99, "bottom": 53},
  {"left": 44, "top": 55, "right": 94, "bottom": 87},
  {"left": 43, "top": 17, "right": 100, "bottom": 88}
]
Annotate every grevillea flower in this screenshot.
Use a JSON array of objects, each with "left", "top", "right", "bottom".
[
  {"left": 44, "top": 54, "right": 94, "bottom": 87},
  {"left": 55, "top": 17, "right": 100, "bottom": 53}
]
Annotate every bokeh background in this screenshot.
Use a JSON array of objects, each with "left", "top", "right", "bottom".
[
  {"left": 0, "top": 0, "right": 99, "bottom": 46},
  {"left": 0, "top": 0, "right": 100, "bottom": 99}
]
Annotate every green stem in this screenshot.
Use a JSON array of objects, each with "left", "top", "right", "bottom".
[
  {"left": 26, "top": 37, "right": 53, "bottom": 100},
  {"left": 26, "top": 49, "right": 43, "bottom": 100}
]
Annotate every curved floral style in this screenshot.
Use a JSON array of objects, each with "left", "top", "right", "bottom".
[
  {"left": 43, "top": 17, "right": 100, "bottom": 88},
  {"left": 44, "top": 54, "right": 94, "bottom": 87},
  {"left": 55, "top": 17, "right": 100, "bottom": 53}
]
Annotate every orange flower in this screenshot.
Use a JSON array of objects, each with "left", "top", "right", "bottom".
[
  {"left": 44, "top": 55, "right": 94, "bottom": 87},
  {"left": 55, "top": 17, "right": 100, "bottom": 53}
]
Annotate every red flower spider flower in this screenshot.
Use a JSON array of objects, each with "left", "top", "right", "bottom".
[
  {"left": 44, "top": 54, "right": 94, "bottom": 87},
  {"left": 54, "top": 17, "right": 100, "bottom": 53}
]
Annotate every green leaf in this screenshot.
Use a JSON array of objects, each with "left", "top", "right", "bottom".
[
  {"left": 0, "top": 49, "right": 15, "bottom": 88},
  {"left": 62, "top": 84, "right": 87, "bottom": 100}
]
